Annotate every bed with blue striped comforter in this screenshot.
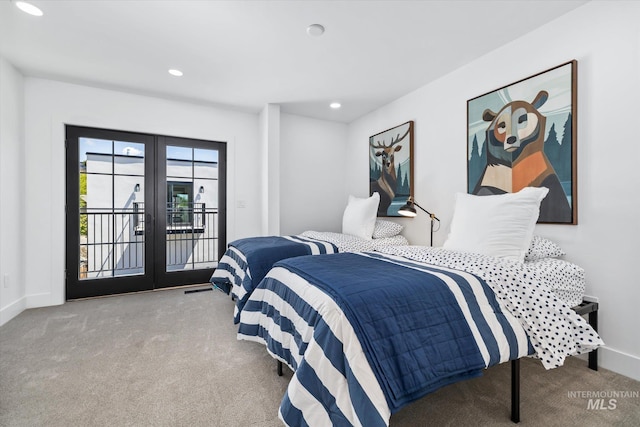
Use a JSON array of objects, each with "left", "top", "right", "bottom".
[
  {"left": 210, "top": 235, "right": 338, "bottom": 323},
  {"left": 238, "top": 251, "right": 535, "bottom": 426},
  {"left": 238, "top": 248, "right": 603, "bottom": 425}
]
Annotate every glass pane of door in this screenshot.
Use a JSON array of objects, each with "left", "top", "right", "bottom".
[
  {"left": 165, "top": 145, "right": 220, "bottom": 272},
  {"left": 66, "top": 126, "right": 155, "bottom": 300},
  {"left": 80, "top": 138, "right": 146, "bottom": 279}
]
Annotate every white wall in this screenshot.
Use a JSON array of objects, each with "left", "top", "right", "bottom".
[
  {"left": 260, "top": 104, "right": 281, "bottom": 236},
  {"left": 2, "top": 75, "right": 348, "bottom": 325},
  {"left": 21, "top": 78, "right": 262, "bottom": 309},
  {"left": 0, "top": 57, "right": 25, "bottom": 326},
  {"left": 280, "top": 113, "right": 348, "bottom": 235},
  {"left": 347, "top": 1, "right": 640, "bottom": 380}
]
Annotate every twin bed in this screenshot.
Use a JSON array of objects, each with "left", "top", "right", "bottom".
[
  {"left": 209, "top": 189, "right": 603, "bottom": 426},
  {"left": 210, "top": 227, "right": 408, "bottom": 323}
]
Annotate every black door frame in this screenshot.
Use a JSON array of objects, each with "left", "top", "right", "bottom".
[
  {"left": 65, "top": 125, "right": 226, "bottom": 299},
  {"left": 154, "top": 135, "right": 227, "bottom": 288}
]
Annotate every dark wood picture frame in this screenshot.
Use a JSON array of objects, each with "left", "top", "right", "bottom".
[
  {"left": 467, "top": 60, "right": 577, "bottom": 224},
  {"left": 369, "top": 121, "right": 414, "bottom": 217}
]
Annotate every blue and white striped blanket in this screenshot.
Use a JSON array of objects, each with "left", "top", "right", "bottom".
[
  {"left": 238, "top": 252, "right": 534, "bottom": 426},
  {"left": 210, "top": 235, "right": 338, "bottom": 323}
]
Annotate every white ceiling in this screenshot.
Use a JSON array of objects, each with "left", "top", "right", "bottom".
[{"left": 0, "top": 0, "right": 588, "bottom": 123}]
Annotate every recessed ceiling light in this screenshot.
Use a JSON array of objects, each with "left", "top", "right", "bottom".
[
  {"left": 307, "top": 24, "right": 325, "bottom": 37},
  {"left": 168, "top": 69, "right": 183, "bottom": 77},
  {"left": 15, "top": 1, "right": 43, "bottom": 16},
  {"left": 330, "top": 102, "right": 341, "bottom": 109}
]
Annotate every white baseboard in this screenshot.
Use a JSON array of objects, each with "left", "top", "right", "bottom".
[
  {"left": 0, "top": 292, "right": 63, "bottom": 327},
  {"left": 0, "top": 296, "right": 27, "bottom": 327},
  {"left": 26, "top": 292, "right": 61, "bottom": 309},
  {"left": 599, "top": 346, "right": 640, "bottom": 381}
]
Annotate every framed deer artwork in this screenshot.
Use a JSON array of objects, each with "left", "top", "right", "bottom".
[
  {"left": 369, "top": 121, "right": 414, "bottom": 217},
  {"left": 467, "top": 60, "right": 577, "bottom": 224}
]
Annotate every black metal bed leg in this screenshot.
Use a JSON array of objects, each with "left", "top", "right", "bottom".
[
  {"left": 572, "top": 301, "right": 599, "bottom": 371},
  {"left": 588, "top": 309, "right": 598, "bottom": 371},
  {"left": 277, "top": 361, "right": 283, "bottom": 377},
  {"left": 511, "top": 359, "right": 520, "bottom": 423}
]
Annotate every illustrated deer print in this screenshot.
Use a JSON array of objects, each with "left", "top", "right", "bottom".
[{"left": 370, "top": 127, "right": 410, "bottom": 216}]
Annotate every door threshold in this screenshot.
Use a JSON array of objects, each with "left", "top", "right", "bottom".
[{"left": 67, "top": 283, "right": 211, "bottom": 302}]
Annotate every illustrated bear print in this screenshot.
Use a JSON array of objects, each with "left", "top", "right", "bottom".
[{"left": 474, "top": 90, "right": 571, "bottom": 223}]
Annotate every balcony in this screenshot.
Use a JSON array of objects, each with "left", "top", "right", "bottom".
[
  {"left": 133, "top": 202, "right": 212, "bottom": 235},
  {"left": 79, "top": 202, "right": 219, "bottom": 278}
]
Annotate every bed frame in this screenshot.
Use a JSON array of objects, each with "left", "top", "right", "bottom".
[
  {"left": 274, "top": 299, "right": 599, "bottom": 424},
  {"left": 572, "top": 300, "right": 599, "bottom": 371},
  {"left": 511, "top": 300, "right": 599, "bottom": 422}
]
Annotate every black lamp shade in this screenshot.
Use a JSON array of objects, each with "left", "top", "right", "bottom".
[
  {"left": 398, "top": 201, "right": 417, "bottom": 217},
  {"left": 397, "top": 197, "right": 439, "bottom": 246}
]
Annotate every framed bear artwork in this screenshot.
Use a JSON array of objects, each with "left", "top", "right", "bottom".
[{"left": 467, "top": 60, "right": 577, "bottom": 224}]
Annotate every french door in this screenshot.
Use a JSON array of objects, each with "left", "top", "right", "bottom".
[{"left": 65, "top": 126, "right": 226, "bottom": 300}]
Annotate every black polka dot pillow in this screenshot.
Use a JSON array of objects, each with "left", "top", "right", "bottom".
[
  {"left": 372, "top": 220, "right": 404, "bottom": 239},
  {"left": 525, "top": 235, "right": 566, "bottom": 261}
]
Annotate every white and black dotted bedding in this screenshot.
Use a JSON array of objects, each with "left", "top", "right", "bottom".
[
  {"left": 525, "top": 235, "right": 566, "bottom": 261},
  {"left": 301, "top": 230, "right": 408, "bottom": 252},
  {"left": 376, "top": 245, "right": 603, "bottom": 369},
  {"left": 523, "top": 257, "right": 585, "bottom": 307},
  {"left": 372, "top": 219, "right": 404, "bottom": 239}
]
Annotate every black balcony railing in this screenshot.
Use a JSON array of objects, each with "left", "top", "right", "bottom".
[
  {"left": 80, "top": 207, "right": 145, "bottom": 278},
  {"left": 79, "top": 203, "right": 219, "bottom": 278},
  {"left": 133, "top": 202, "right": 213, "bottom": 234}
]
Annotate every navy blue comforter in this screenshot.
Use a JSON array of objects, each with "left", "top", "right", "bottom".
[{"left": 275, "top": 252, "right": 488, "bottom": 412}]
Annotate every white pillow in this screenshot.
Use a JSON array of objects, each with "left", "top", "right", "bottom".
[
  {"left": 442, "top": 187, "right": 549, "bottom": 262},
  {"left": 372, "top": 219, "right": 404, "bottom": 239},
  {"left": 342, "top": 193, "right": 380, "bottom": 240}
]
